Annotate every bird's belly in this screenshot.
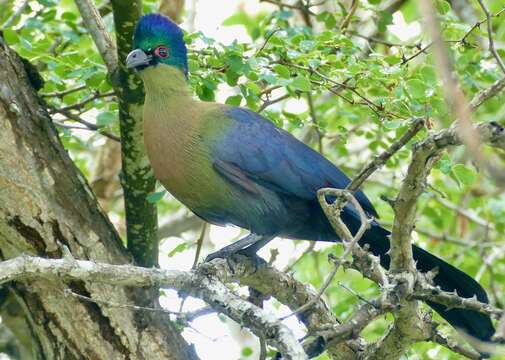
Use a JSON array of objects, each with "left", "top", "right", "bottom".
[
  {"left": 143, "top": 111, "right": 221, "bottom": 210},
  {"left": 145, "top": 140, "right": 225, "bottom": 215}
]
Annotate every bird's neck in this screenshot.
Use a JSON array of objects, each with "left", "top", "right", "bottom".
[{"left": 140, "top": 64, "right": 192, "bottom": 103}]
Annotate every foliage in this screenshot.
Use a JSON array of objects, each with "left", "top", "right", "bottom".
[{"left": 1, "top": 0, "right": 505, "bottom": 359}]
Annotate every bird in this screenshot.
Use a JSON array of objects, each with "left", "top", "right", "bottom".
[{"left": 126, "top": 13, "right": 495, "bottom": 349}]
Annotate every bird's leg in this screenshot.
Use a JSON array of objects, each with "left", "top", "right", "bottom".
[
  {"left": 237, "top": 235, "right": 274, "bottom": 257},
  {"left": 204, "top": 233, "right": 274, "bottom": 262}
]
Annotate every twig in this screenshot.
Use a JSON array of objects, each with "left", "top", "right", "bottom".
[
  {"left": 431, "top": 331, "right": 481, "bottom": 360},
  {"left": 259, "top": 85, "right": 282, "bottom": 97},
  {"left": 260, "top": 0, "right": 316, "bottom": 15},
  {"left": 2, "top": 0, "right": 29, "bottom": 29},
  {"left": 401, "top": 43, "right": 432, "bottom": 65},
  {"left": 304, "top": 299, "right": 386, "bottom": 358},
  {"left": 57, "top": 91, "right": 116, "bottom": 113},
  {"left": 431, "top": 195, "right": 495, "bottom": 230},
  {"left": 469, "top": 77, "right": 505, "bottom": 110},
  {"left": 66, "top": 288, "right": 180, "bottom": 315},
  {"left": 340, "top": 0, "right": 359, "bottom": 31},
  {"left": 256, "top": 29, "right": 281, "bottom": 56},
  {"left": 41, "top": 85, "right": 87, "bottom": 98},
  {"left": 412, "top": 280, "right": 502, "bottom": 319},
  {"left": 258, "top": 93, "right": 290, "bottom": 112},
  {"left": 50, "top": 104, "right": 120, "bottom": 141},
  {"left": 306, "top": 92, "right": 324, "bottom": 154},
  {"left": 280, "top": 189, "right": 370, "bottom": 320},
  {"left": 401, "top": 7, "right": 505, "bottom": 66},
  {"left": 347, "top": 31, "right": 418, "bottom": 48},
  {"left": 192, "top": 222, "right": 208, "bottom": 268},
  {"left": 281, "top": 61, "right": 395, "bottom": 118},
  {"left": 53, "top": 120, "right": 120, "bottom": 142},
  {"left": 495, "top": 312, "right": 505, "bottom": 341},
  {"left": 73, "top": 0, "right": 118, "bottom": 77},
  {"left": 347, "top": 117, "right": 425, "bottom": 192},
  {"left": 477, "top": 0, "right": 505, "bottom": 75},
  {"left": 284, "top": 242, "right": 315, "bottom": 272}
]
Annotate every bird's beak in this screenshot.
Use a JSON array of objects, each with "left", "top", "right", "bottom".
[{"left": 126, "top": 49, "right": 152, "bottom": 69}]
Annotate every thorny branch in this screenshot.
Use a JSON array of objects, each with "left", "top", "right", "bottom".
[{"left": 280, "top": 189, "right": 370, "bottom": 320}]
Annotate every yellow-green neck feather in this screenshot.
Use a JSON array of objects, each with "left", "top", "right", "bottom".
[
  {"left": 140, "top": 64, "right": 192, "bottom": 102},
  {"left": 139, "top": 64, "right": 228, "bottom": 212}
]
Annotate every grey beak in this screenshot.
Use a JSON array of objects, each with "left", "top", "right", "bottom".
[{"left": 126, "top": 49, "right": 152, "bottom": 69}]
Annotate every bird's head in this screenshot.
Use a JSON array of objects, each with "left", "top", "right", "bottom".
[{"left": 126, "top": 13, "right": 188, "bottom": 76}]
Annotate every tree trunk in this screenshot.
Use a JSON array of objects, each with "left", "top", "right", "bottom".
[{"left": 0, "top": 37, "right": 197, "bottom": 360}]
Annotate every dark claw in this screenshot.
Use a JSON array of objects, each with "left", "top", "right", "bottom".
[
  {"left": 204, "top": 246, "right": 266, "bottom": 272},
  {"left": 204, "top": 248, "right": 235, "bottom": 263}
]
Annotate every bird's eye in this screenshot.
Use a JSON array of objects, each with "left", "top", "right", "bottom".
[{"left": 154, "top": 46, "right": 169, "bottom": 58}]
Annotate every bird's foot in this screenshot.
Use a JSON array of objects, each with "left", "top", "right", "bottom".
[
  {"left": 204, "top": 248, "right": 237, "bottom": 263},
  {"left": 204, "top": 246, "right": 266, "bottom": 273},
  {"left": 204, "top": 246, "right": 261, "bottom": 262}
]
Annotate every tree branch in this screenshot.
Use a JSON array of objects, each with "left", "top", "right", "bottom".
[
  {"left": 477, "top": 0, "right": 505, "bottom": 75},
  {"left": 0, "top": 255, "right": 307, "bottom": 360},
  {"left": 73, "top": 0, "right": 118, "bottom": 78},
  {"left": 347, "top": 117, "right": 425, "bottom": 192}
]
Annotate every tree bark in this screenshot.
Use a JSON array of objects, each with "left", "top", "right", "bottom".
[
  {"left": 0, "top": 36, "right": 197, "bottom": 360},
  {"left": 110, "top": 0, "right": 159, "bottom": 268}
]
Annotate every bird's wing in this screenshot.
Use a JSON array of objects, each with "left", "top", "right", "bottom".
[{"left": 209, "top": 107, "right": 378, "bottom": 218}]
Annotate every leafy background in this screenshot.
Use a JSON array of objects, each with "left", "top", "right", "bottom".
[{"left": 1, "top": 0, "right": 505, "bottom": 358}]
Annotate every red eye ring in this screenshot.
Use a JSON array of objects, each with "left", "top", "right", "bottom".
[{"left": 154, "top": 45, "right": 169, "bottom": 58}]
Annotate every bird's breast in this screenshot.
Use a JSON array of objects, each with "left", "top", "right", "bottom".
[{"left": 142, "top": 97, "right": 231, "bottom": 214}]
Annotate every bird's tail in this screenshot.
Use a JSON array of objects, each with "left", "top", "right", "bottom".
[{"left": 359, "top": 224, "right": 495, "bottom": 343}]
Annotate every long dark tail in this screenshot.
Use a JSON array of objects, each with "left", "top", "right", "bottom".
[{"left": 359, "top": 224, "right": 495, "bottom": 342}]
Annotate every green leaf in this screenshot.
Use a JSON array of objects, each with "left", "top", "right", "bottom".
[
  {"left": 406, "top": 79, "right": 426, "bottom": 99},
  {"left": 377, "top": 11, "right": 393, "bottom": 33},
  {"left": 225, "top": 95, "right": 242, "bottom": 106},
  {"left": 273, "top": 64, "right": 290, "bottom": 79},
  {"left": 96, "top": 112, "right": 116, "bottom": 126},
  {"left": 300, "top": 40, "right": 315, "bottom": 52},
  {"left": 420, "top": 66, "right": 437, "bottom": 85},
  {"left": 168, "top": 243, "right": 187, "bottom": 257},
  {"left": 384, "top": 55, "right": 401, "bottom": 65},
  {"left": 227, "top": 55, "right": 243, "bottom": 73},
  {"left": 222, "top": 11, "right": 249, "bottom": 27},
  {"left": 439, "top": 156, "right": 452, "bottom": 174},
  {"left": 452, "top": 164, "right": 476, "bottom": 186},
  {"left": 3, "top": 29, "right": 20, "bottom": 45},
  {"left": 322, "top": 13, "right": 337, "bottom": 28},
  {"left": 436, "top": 0, "right": 451, "bottom": 15},
  {"left": 146, "top": 190, "right": 166, "bottom": 204},
  {"left": 368, "top": 0, "right": 381, "bottom": 4},
  {"left": 384, "top": 120, "right": 401, "bottom": 130},
  {"left": 241, "top": 347, "right": 253, "bottom": 357},
  {"left": 290, "top": 76, "right": 311, "bottom": 92}
]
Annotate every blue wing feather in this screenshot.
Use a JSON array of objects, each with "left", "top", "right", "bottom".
[{"left": 211, "top": 107, "right": 378, "bottom": 218}]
